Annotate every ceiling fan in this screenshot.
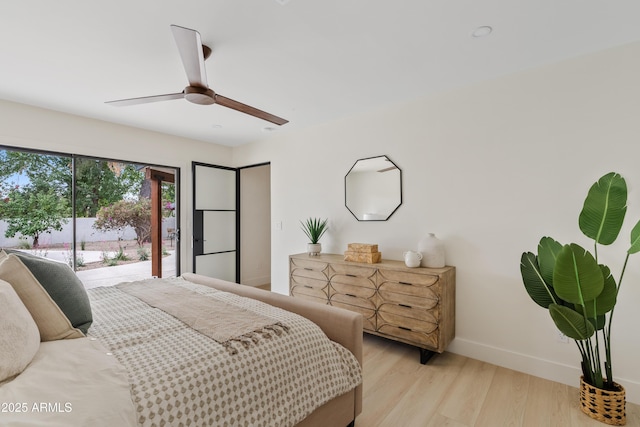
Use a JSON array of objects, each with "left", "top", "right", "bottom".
[{"left": 106, "top": 25, "right": 288, "bottom": 126}]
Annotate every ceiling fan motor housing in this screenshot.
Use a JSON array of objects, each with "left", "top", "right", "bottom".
[{"left": 185, "top": 86, "right": 215, "bottom": 105}]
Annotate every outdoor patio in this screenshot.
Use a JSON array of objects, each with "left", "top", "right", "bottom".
[
  {"left": 76, "top": 251, "right": 176, "bottom": 289},
  {"left": 12, "top": 248, "right": 176, "bottom": 289}
]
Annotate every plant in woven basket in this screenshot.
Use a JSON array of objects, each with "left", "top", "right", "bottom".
[{"left": 520, "top": 172, "right": 640, "bottom": 394}]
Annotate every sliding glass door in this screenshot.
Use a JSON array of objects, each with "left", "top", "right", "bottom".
[{"left": 0, "top": 146, "right": 179, "bottom": 287}]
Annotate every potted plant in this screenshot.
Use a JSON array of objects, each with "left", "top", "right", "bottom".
[
  {"left": 520, "top": 172, "right": 640, "bottom": 426},
  {"left": 300, "top": 217, "right": 328, "bottom": 256}
]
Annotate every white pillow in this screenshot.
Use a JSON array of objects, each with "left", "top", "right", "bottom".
[{"left": 0, "top": 278, "right": 40, "bottom": 383}]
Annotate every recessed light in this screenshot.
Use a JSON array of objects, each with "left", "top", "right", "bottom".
[
  {"left": 211, "top": 124, "right": 222, "bottom": 129},
  {"left": 471, "top": 26, "right": 493, "bottom": 38},
  {"left": 262, "top": 126, "right": 277, "bottom": 132}
]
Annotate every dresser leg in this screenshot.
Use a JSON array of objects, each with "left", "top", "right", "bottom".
[{"left": 419, "top": 348, "right": 436, "bottom": 364}]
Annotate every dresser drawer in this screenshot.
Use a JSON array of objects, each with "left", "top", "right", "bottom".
[
  {"left": 290, "top": 283, "right": 328, "bottom": 300},
  {"left": 330, "top": 300, "right": 376, "bottom": 331},
  {"left": 291, "top": 269, "right": 328, "bottom": 282},
  {"left": 330, "top": 281, "right": 376, "bottom": 300},
  {"left": 290, "top": 291, "right": 329, "bottom": 306},
  {"left": 290, "top": 256, "right": 329, "bottom": 271},
  {"left": 377, "top": 269, "right": 440, "bottom": 288},
  {"left": 377, "top": 324, "right": 439, "bottom": 349},
  {"left": 290, "top": 275, "right": 328, "bottom": 291},
  {"left": 330, "top": 292, "right": 376, "bottom": 311},
  {"left": 330, "top": 273, "right": 376, "bottom": 290},
  {"left": 290, "top": 258, "right": 330, "bottom": 280},
  {"left": 377, "top": 283, "right": 439, "bottom": 310},
  {"left": 378, "top": 302, "right": 438, "bottom": 324},
  {"left": 330, "top": 263, "right": 377, "bottom": 279}
]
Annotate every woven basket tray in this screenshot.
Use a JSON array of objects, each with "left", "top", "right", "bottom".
[{"left": 580, "top": 376, "right": 626, "bottom": 426}]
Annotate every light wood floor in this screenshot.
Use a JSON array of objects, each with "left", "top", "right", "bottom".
[{"left": 357, "top": 334, "right": 640, "bottom": 427}]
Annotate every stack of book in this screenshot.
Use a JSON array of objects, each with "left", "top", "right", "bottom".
[{"left": 343, "top": 243, "right": 381, "bottom": 264}]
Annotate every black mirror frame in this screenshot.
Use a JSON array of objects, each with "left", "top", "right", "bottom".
[{"left": 344, "top": 155, "right": 402, "bottom": 221}]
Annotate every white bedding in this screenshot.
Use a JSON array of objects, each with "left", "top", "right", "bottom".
[{"left": 0, "top": 337, "right": 137, "bottom": 427}]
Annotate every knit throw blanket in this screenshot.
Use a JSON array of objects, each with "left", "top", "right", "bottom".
[
  {"left": 88, "top": 277, "right": 362, "bottom": 427},
  {"left": 117, "top": 277, "right": 288, "bottom": 354}
]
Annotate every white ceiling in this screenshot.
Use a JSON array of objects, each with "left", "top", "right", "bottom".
[{"left": 2, "top": 1, "right": 640, "bottom": 147}]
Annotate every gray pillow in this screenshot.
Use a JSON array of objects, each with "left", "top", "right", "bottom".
[{"left": 2, "top": 249, "right": 92, "bottom": 334}]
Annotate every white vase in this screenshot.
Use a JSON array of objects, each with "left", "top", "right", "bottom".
[
  {"left": 307, "top": 243, "right": 322, "bottom": 256},
  {"left": 418, "top": 233, "right": 445, "bottom": 268},
  {"left": 403, "top": 251, "right": 422, "bottom": 268}
]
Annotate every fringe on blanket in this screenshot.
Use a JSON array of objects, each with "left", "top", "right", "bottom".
[{"left": 223, "top": 322, "right": 290, "bottom": 355}]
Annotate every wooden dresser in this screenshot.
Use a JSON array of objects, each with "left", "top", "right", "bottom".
[{"left": 289, "top": 253, "right": 455, "bottom": 363}]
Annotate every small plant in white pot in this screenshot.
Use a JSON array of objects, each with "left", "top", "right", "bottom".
[{"left": 300, "top": 217, "right": 328, "bottom": 256}]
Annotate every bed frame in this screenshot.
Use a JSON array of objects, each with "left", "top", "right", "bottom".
[{"left": 182, "top": 273, "right": 363, "bottom": 427}]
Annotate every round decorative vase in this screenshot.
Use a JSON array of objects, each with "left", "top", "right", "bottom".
[
  {"left": 403, "top": 251, "right": 422, "bottom": 268},
  {"left": 418, "top": 233, "right": 445, "bottom": 268},
  {"left": 580, "top": 376, "right": 626, "bottom": 426},
  {"left": 307, "top": 243, "right": 321, "bottom": 256}
]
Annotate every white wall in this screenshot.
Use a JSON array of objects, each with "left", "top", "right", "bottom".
[
  {"left": 233, "top": 41, "right": 640, "bottom": 403},
  {"left": 240, "top": 165, "right": 271, "bottom": 287},
  {"left": 0, "top": 100, "right": 233, "bottom": 273}
]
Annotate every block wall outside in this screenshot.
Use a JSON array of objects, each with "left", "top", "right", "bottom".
[{"left": 0, "top": 217, "right": 176, "bottom": 248}]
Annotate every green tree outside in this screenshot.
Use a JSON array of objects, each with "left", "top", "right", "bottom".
[
  {"left": 74, "top": 158, "right": 144, "bottom": 217},
  {"left": 0, "top": 183, "right": 69, "bottom": 248},
  {"left": 0, "top": 151, "right": 71, "bottom": 247},
  {"left": 0, "top": 149, "right": 148, "bottom": 246},
  {"left": 93, "top": 198, "right": 152, "bottom": 246}
]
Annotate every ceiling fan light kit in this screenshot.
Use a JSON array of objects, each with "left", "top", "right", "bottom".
[{"left": 106, "top": 25, "right": 288, "bottom": 126}]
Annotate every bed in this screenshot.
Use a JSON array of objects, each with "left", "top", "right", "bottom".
[{"left": 0, "top": 250, "right": 363, "bottom": 427}]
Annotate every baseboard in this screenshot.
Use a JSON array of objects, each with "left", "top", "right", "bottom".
[{"left": 448, "top": 338, "right": 640, "bottom": 405}]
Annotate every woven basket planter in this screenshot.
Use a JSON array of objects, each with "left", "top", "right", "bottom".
[{"left": 580, "top": 376, "right": 626, "bottom": 426}]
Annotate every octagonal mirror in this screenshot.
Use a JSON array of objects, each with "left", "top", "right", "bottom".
[{"left": 345, "top": 155, "right": 402, "bottom": 221}]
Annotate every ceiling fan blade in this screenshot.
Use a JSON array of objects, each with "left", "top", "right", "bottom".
[
  {"left": 215, "top": 94, "right": 288, "bottom": 126},
  {"left": 170, "top": 24, "right": 208, "bottom": 88},
  {"left": 105, "top": 92, "right": 185, "bottom": 107}
]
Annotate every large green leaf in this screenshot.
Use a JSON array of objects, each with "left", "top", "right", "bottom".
[
  {"left": 587, "top": 313, "right": 607, "bottom": 331},
  {"left": 537, "top": 236, "right": 562, "bottom": 286},
  {"left": 576, "top": 265, "right": 617, "bottom": 318},
  {"left": 596, "top": 268, "right": 617, "bottom": 314},
  {"left": 553, "top": 244, "right": 604, "bottom": 305},
  {"left": 578, "top": 172, "right": 627, "bottom": 245},
  {"left": 549, "top": 304, "right": 596, "bottom": 340},
  {"left": 629, "top": 219, "right": 640, "bottom": 254},
  {"left": 520, "top": 252, "right": 558, "bottom": 308}
]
